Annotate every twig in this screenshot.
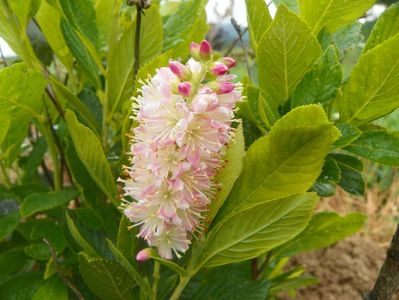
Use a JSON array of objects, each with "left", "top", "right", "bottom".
[
  {"left": 230, "top": 18, "right": 252, "bottom": 81},
  {"left": 251, "top": 258, "right": 259, "bottom": 280},
  {"left": 224, "top": 27, "right": 248, "bottom": 56},
  {"left": 133, "top": 4, "right": 143, "bottom": 80},
  {"left": 43, "top": 239, "right": 85, "bottom": 300},
  {"left": 364, "top": 224, "right": 399, "bottom": 300}
]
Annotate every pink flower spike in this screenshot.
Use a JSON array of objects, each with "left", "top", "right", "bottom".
[
  {"left": 136, "top": 249, "right": 151, "bottom": 262},
  {"left": 169, "top": 61, "right": 192, "bottom": 80},
  {"left": 199, "top": 40, "right": 212, "bottom": 60},
  {"left": 219, "top": 57, "right": 236, "bottom": 69},
  {"left": 190, "top": 42, "right": 201, "bottom": 61},
  {"left": 178, "top": 82, "right": 192, "bottom": 97},
  {"left": 210, "top": 63, "right": 229, "bottom": 76}
]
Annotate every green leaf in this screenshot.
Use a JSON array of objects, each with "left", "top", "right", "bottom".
[
  {"left": 317, "top": 158, "right": 341, "bottom": 184},
  {"left": 8, "top": 0, "right": 41, "bottom": 27},
  {"left": 59, "top": 0, "right": 99, "bottom": 47},
  {"left": 32, "top": 275, "right": 68, "bottom": 300},
  {"left": 291, "top": 45, "right": 342, "bottom": 108},
  {"left": 116, "top": 216, "right": 137, "bottom": 259},
  {"left": 298, "top": 0, "right": 375, "bottom": 34},
  {"left": 330, "top": 22, "right": 363, "bottom": 55},
  {"left": 30, "top": 219, "right": 67, "bottom": 253},
  {"left": 106, "top": 239, "right": 150, "bottom": 293},
  {"left": 311, "top": 182, "right": 336, "bottom": 197},
  {"left": 51, "top": 78, "right": 100, "bottom": 133},
  {"left": 0, "top": 111, "right": 10, "bottom": 145},
  {"left": 0, "top": 248, "right": 31, "bottom": 278},
  {"left": 215, "top": 105, "right": 340, "bottom": 221},
  {"left": 0, "top": 200, "right": 20, "bottom": 240},
  {"left": 245, "top": 85, "right": 276, "bottom": 131},
  {"left": 36, "top": 1, "right": 74, "bottom": 70},
  {"left": 25, "top": 242, "right": 51, "bottom": 260},
  {"left": 200, "top": 193, "right": 318, "bottom": 268},
  {"left": 273, "top": 0, "right": 298, "bottom": 12},
  {"left": 0, "top": 272, "right": 44, "bottom": 299},
  {"left": 273, "top": 212, "right": 366, "bottom": 258},
  {"left": 333, "top": 123, "right": 362, "bottom": 148},
  {"left": 363, "top": 3, "right": 399, "bottom": 52},
  {"left": 21, "top": 138, "right": 47, "bottom": 183},
  {"left": 0, "top": 63, "right": 46, "bottom": 118},
  {"left": 66, "top": 212, "right": 98, "bottom": 257},
  {"left": 95, "top": 0, "right": 114, "bottom": 47},
  {"left": 257, "top": 5, "right": 322, "bottom": 107},
  {"left": 331, "top": 153, "right": 365, "bottom": 195},
  {"left": 139, "top": 6, "right": 163, "bottom": 65},
  {"left": 79, "top": 252, "right": 135, "bottom": 300},
  {"left": 208, "top": 124, "right": 245, "bottom": 221},
  {"left": 246, "top": 0, "right": 272, "bottom": 48},
  {"left": 163, "top": 0, "right": 205, "bottom": 51},
  {"left": 20, "top": 189, "right": 79, "bottom": 217},
  {"left": 61, "top": 18, "right": 100, "bottom": 87},
  {"left": 65, "top": 110, "right": 117, "bottom": 201},
  {"left": 182, "top": 262, "right": 270, "bottom": 300},
  {"left": 345, "top": 130, "right": 399, "bottom": 166},
  {"left": 336, "top": 33, "right": 399, "bottom": 124}
]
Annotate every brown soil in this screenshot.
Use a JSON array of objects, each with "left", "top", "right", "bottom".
[{"left": 280, "top": 235, "right": 394, "bottom": 300}]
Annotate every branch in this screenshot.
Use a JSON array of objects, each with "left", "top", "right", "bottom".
[
  {"left": 365, "top": 224, "right": 399, "bottom": 300},
  {"left": 43, "top": 239, "right": 85, "bottom": 300}
]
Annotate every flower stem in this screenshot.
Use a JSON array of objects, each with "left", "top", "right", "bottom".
[
  {"left": 152, "top": 262, "right": 160, "bottom": 300},
  {"left": 170, "top": 275, "right": 191, "bottom": 300},
  {"left": 133, "top": 4, "right": 143, "bottom": 80}
]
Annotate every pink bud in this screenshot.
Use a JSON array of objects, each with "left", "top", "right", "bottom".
[
  {"left": 219, "top": 57, "right": 236, "bottom": 69},
  {"left": 207, "top": 81, "right": 235, "bottom": 94},
  {"left": 136, "top": 249, "right": 151, "bottom": 262},
  {"left": 190, "top": 42, "right": 201, "bottom": 61},
  {"left": 178, "top": 82, "right": 192, "bottom": 97},
  {"left": 210, "top": 63, "right": 229, "bottom": 76},
  {"left": 169, "top": 61, "right": 192, "bottom": 80},
  {"left": 199, "top": 40, "right": 212, "bottom": 60}
]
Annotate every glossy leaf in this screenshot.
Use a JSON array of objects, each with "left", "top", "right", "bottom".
[
  {"left": 20, "top": 189, "right": 79, "bottom": 217},
  {"left": 0, "top": 272, "right": 43, "bottom": 299},
  {"left": 336, "top": 27, "right": 399, "bottom": 124},
  {"left": 79, "top": 253, "right": 135, "bottom": 300},
  {"left": 0, "top": 248, "right": 31, "bottom": 278},
  {"left": 246, "top": 0, "right": 272, "bottom": 48},
  {"left": 182, "top": 262, "right": 270, "bottom": 300},
  {"left": 208, "top": 124, "right": 245, "bottom": 221},
  {"left": 333, "top": 123, "right": 362, "bottom": 148},
  {"left": 65, "top": 110, "right": 117, "bottom": 201},
  {"left": 345, "top": 130, "right": 399, "bottom": 166},
  {"left": 291, "top": 45, "right": 342, "bottom": 108},
  {"left": 32, "top": 275, "right": 68, "bottom": 300},
  {"left": 201, "top": 193, "right": 318, "bottom": 268},
  {"left": 163, "top": 0, "right": 205, "bottom": 51},
  {"left": 317, "top": 158, "right": 341, "bottom": 184},
  {"left": 215, "top": 105, "right": 340, "bottom": 221},
  {"left": 61, "top": 18, "right": 100, "bottom": 87},
  {"left": 273, "top": 211, "right": 366, "bottom": 258},
  {"left": 363, "top": 3, "right": 399, "bottom": 52},
  {"left": 331, "top": 153, "right": 365, "bottom": 195},
  {"left": 60, "top": 0, "right": 99, "bottom": 47},
  {"left": 257, "top": 5, "right": 322, "bottom": 106},
  {"left": 298, "top": 0, "right": 375, "bottom": 34},
  {"left": 36, "top": 1, "right": 74, "bottom": 70}
]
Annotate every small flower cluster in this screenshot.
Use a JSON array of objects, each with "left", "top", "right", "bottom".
[{"left": 121, "top": 40, "right": 241, "bottom": 259}]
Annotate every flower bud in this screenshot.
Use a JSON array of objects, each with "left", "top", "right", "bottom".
[
  {"left": 218, "top": 57, "right": 236, "bottom": 69},
  {"left": 190, "top": 42, "right": 201, "bottom": 61},
  {"left": 169, "top": 61, "right": 192, "bottom": 80},
  {"left": 199, "top": 40, "right": 212, "bottom": 60},
  {"left": 178, "top": 82, "right": 192, "bottom": 97},
  {"left": 210, "top": 62, "right": 229, "bottom": 76},
  {"left": 207, "top": 81, "right": 235, "bottom": 94},
  {"left": 136, "top": 248, "right": 151, "bottom": 262}
]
